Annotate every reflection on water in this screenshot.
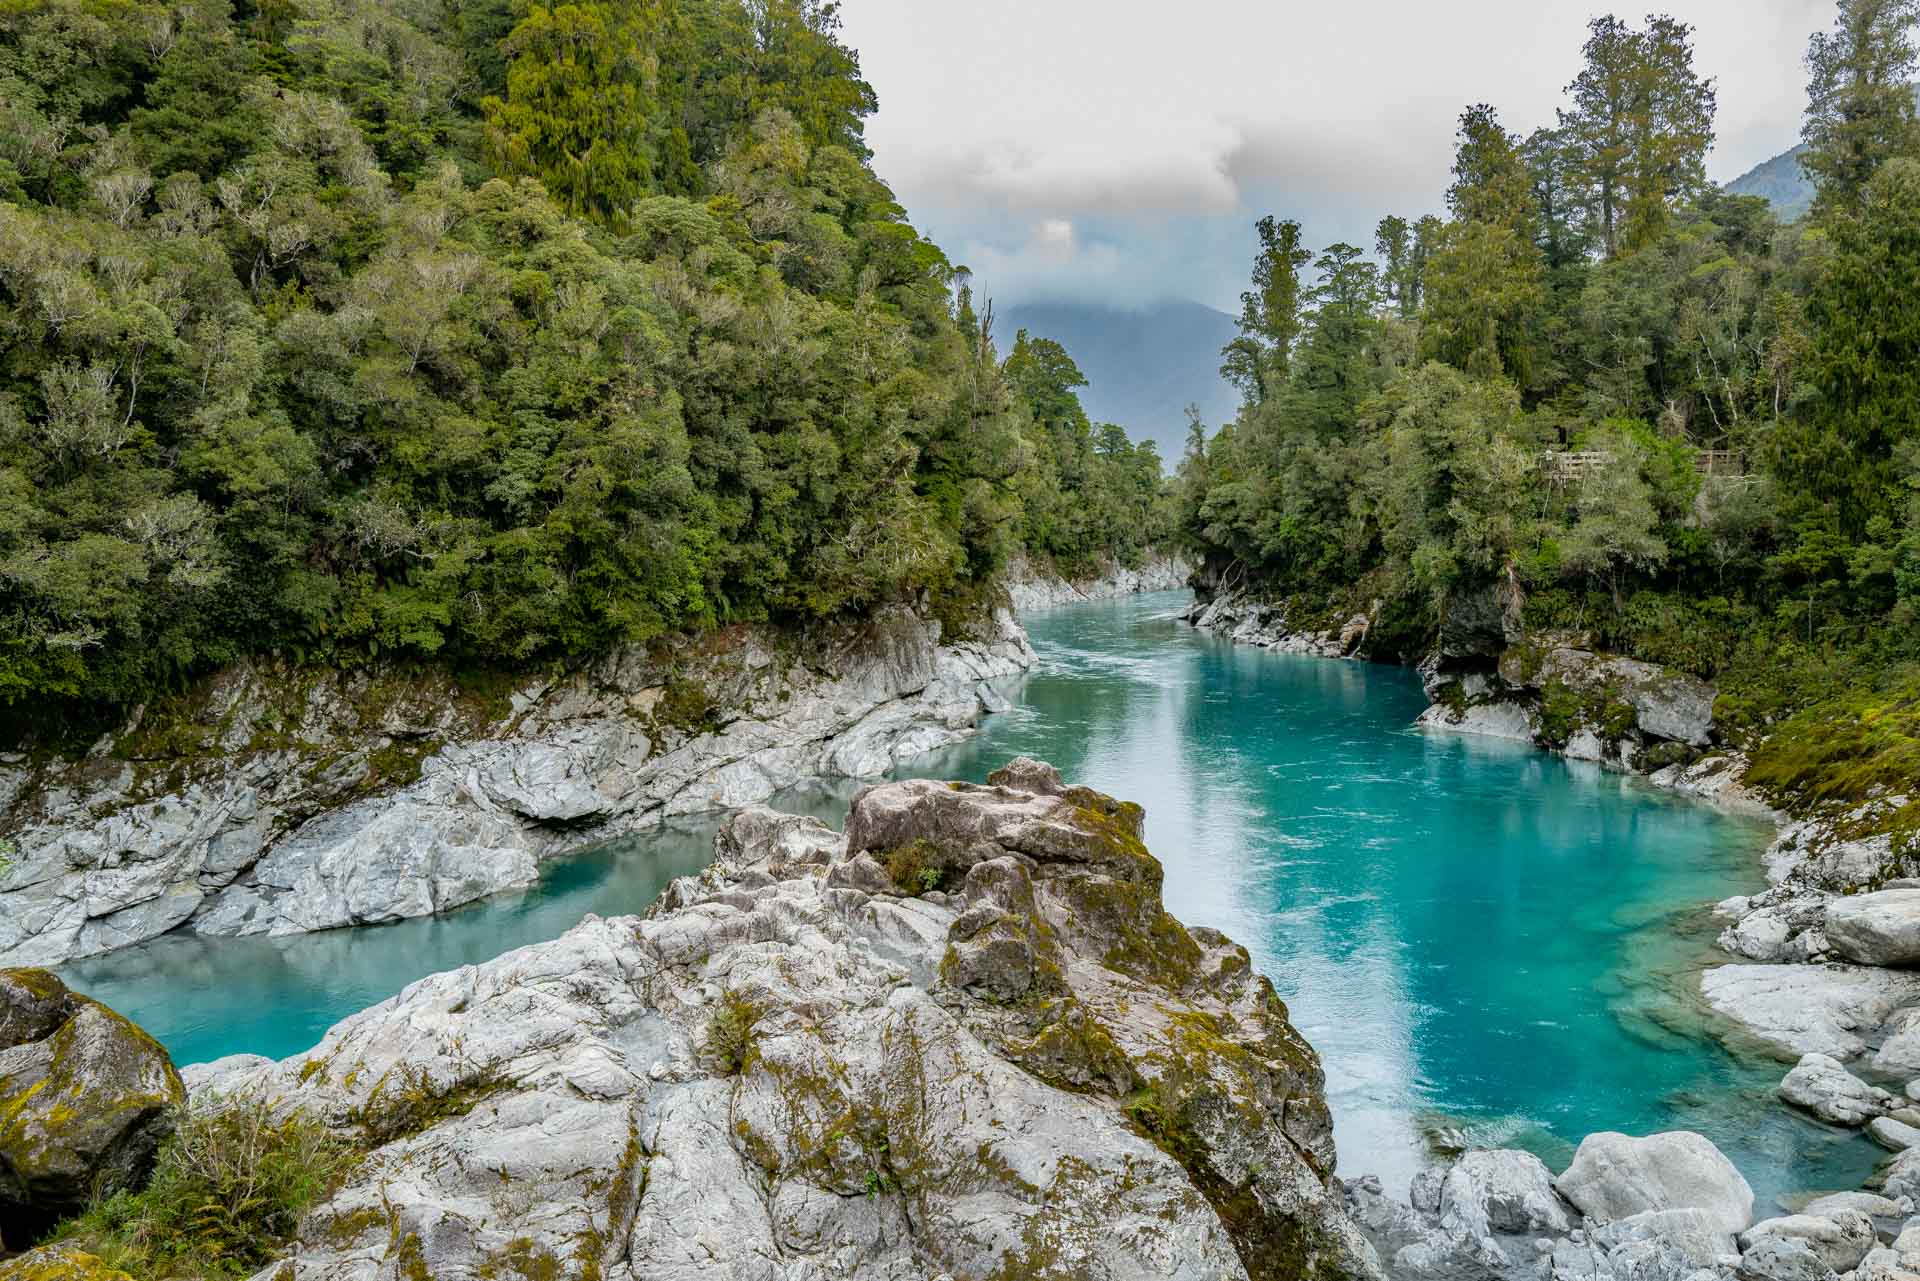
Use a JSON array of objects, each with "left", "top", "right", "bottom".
[
  {"left": 62, "top": 590, "right": 1875, "bottom": 1208},
  {"left": 779, "top": 593, "right": 1875, "bottom": 1205}
]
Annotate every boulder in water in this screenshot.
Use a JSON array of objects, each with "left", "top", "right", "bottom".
[
  {"left": 1778, "top": 1052, "right": 1893, "bottom": 1126},
  {"left": 1554, "top": 1130, "right": 1754, "bottom": 1235},
  {"left": 0, "top": 968, "right": 183, "bottom": 1248}
]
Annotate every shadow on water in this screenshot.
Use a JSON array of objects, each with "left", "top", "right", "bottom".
[{"left": 61, "top": 590, "right": 1881, "bottom": 1208}]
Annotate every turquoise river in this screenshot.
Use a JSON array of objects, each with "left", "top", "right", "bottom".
[{"left": 61, "top": 591, "right": 1876, "bottom": 1207}]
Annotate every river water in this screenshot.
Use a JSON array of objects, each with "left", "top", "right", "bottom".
[{"left": 62, "top": 591, "right": 1876, "bottom": 1208}]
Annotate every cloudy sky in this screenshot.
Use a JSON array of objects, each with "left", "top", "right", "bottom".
[{"left": 835, "top": 0, "right": 1832, "bottom": 313}]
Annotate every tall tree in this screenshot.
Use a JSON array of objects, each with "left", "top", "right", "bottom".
[
  {"left": 1803, "top": 0, "right": 1920, "bottom": 217},
  {"left": 1449, "top": 104, "right": 1536, "bottom": 237},
  {"left": 1421, "top": 106, "right": 1544, "bottom": 381},
  {"left": 482, "top": 1, "right": 688, "bottom": 223},
  {"left": 1220, "top": 215, "right": 1312, "bottom": 408},
  {"left": 1561, "top": 14, "right": 1717, "bottom": 258},
  {"left": 1784, "top": 157, "right": 1920, "bottom": 532},
  {"left": 1525, "top": 126, "right": 1589, "bottom": 268},
  {"left": 1375, "top": 215, "right": 1415, "bottom": 318}
]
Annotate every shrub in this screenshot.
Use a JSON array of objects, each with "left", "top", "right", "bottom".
[
  {"left": 883, "top": 839, "right": 952, "bottom": 895},
  {"left": 705, "top": 991, "right": 762, "bottom": 1076},
  {"left": 351, "top": 1058, "right": 513, "bottom": 1148},
  {"left": 52, "top": 1094, "right": 356, "bottom": 1279}
]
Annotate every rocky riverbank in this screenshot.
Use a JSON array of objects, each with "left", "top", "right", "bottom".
[
  {"left": 1185, "top": 581, "right": 1920, "bottom": 1278},
  {"left": 16, "top": 764, "right": 1920, "bottom": 1281},
  {"left": 161, "top": 761, "right": 1381, "bottom": 1281},
  {"left": 0, "top": 605, "right": 1036, "bottom": 969},
  {"left": 1003, "top": 551, "right": 1193, "bottom": 613}
]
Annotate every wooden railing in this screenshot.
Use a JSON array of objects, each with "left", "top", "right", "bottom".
[{"left": 1542, "top": 448, "right": 1750, "bottom": 483}]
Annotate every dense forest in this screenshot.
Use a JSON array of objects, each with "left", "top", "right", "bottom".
[
  {"left": 0, "top": 0, "right": 1167, "bottom": 720},
  {"left": 1178, "top": 1, "right": 1920, "bottom": 767}
]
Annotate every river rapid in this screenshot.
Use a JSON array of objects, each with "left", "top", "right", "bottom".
[{"left": 62, "top": 590, "right": 1875, "bottom": 1208}]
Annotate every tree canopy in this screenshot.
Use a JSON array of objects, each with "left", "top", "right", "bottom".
[{"left": 0, "top": 0, "right": 1168, "bottom": 719}]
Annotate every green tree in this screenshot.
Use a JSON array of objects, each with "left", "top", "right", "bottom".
[
  {"left": 1783, "top": 157, "right": 1920, "bottom": 532},
  {"left": 1803, "top": 0, "right": 1920, "bottom": 217},
  {"left": 1375, "top": 215, "right": 1414, "bottom": 317},
  {"left": 1421, "top": 106, "right": 1544, "bottom": 382},
  {"left": 1220, "top": 215, "right": 1312, "bottom": 408},
  {"left": 482, "top": 1, "right": 686, "bottom": 224},
  {"left": 1561, "top": 14, "right": 1717, "bottom": 257}
]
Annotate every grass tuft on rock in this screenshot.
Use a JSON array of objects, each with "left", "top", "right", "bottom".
[{"left": 47, "top": 1093, "right": 355, "bottom": 1279}]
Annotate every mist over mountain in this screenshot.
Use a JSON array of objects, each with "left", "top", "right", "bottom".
[{"left": 997, "top": 300, "right": 1242, "bottom": 463}]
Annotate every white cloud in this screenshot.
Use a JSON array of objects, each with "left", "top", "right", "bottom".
[{"left": 839, "top": 0, "right": 1836, "bottom": 308}]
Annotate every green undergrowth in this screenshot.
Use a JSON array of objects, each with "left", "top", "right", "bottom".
[
  {"left": 48, "top": 1095, "right": 356, "bottom": 1280},
  {"left": 350, "top": 1059, "right": 514, "bottom": 1148},
  {"left": 1746, "top": 664, "right": 1920, "bottom": 858},
  {"left": 704, "top": 992, "right": 763, "bottom": 1076}
]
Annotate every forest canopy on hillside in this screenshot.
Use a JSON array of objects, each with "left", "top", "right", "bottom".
[
  {"left": 1177, "top": 2, "right": 1920, "bottom": 742},
  {"left": 0, "top": 0, "right": 1166, "bottom": 717}
]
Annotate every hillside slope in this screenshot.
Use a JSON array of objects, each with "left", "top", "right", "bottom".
[{"left": 1727, "top": 143, "right": 1814, "bottom": 221}]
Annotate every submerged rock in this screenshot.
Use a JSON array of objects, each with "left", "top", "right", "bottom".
[
  {"left": 1555, "top": 1131, "right": 1754, "bottom": 1235},
  {"left": 0, "top": 968, "right": 184, "bottom": 1248},
  {"left": 189, "top": 761, "right": 1382, "bottom": 1281}
]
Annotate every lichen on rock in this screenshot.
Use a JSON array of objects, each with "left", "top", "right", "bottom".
[
  {"left": 187, "top": 759, "right": 1382, "bottom": 1281},
  {"left": 0, "top": 969, "right": 184, "bottom": 1249}
]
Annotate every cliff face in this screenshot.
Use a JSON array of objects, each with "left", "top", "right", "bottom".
[
  {"left": 1003, "top": 552, "right": 1194, "bottom": 613},
  {"left": 189, "top": 761, "right": 1382, "bottom": 1281},
  {"left": 0, "top": 607, "right": 1035, "bottom": 967}
]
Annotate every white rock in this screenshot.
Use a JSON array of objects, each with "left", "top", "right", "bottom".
[
  {"left": 1700, "top": 965, "right": 1920, "bottom": 1060},
  {"left": 1439, "top": 1148, "right": 1573, "bottom": 1241},
  {"left": 184, "top": 773, "right": 1384, "bottom": 1281},
  {"left": 0, "top": 607, "right": 1040, "bottom": 964},
  {"left": 1555, "top": 1131, "right": 1754, "bottom": 1235},
  {"left": 1741, "top": 1211, "right": 1876, "bottom": 1275},
  {"left": 1416, "top": 699, "right": 1540, "bottom": 743},
  {"left": 1779, "top": 1053, "right": 1894, "bottom": 1126},
  {"left": 1801, "top": 1193, "right": 1905, "bottom": 1222},
  {"left": 1829, "top": 892, "right": 1920, "bottom": 968},
  {"left": 1873, "top": 1117, "right": 1920, "bottom": 1151}
]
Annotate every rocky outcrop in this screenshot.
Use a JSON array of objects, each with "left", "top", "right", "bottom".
[
  {"left": 1555, "top": 1130, "right": 1754, "bottom": 1236},
  {"left": 1700, "top": 963, "right": 1920, "bottom": 1059},
  {"left": 1417, "top": 640, "right": 1718, "bottom": 769},
  {"left": 1343, "top": 1132, "right": 1816, "bottom": 1281},
  {"left": 186, "top": 762, "right": 1382, "bottom": 1281},
  {"left": 0, "top": 968, "right": 183, "bottom": 1249},
  {"left": 1778, "top": 1052, "right": 1895, "bottom": 1125},
  {"left": 0, "top": 606, "right": 1036, "bottom": 967},
  {"left": 1003, "top": 552, "right": 1193, "bottom": 612},
  {"left": 1184, "top": 593, "right": 1379, "bottom": 659},
  {"left": 1829, "top": 891, "right": 1920, "bottom": 967}
]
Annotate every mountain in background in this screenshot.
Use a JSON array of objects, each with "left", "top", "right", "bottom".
[
  {"left": 1727, "top": 143, "right": 1814, "bottom": 222},
  {"left": 997, "top": 300, "right": 1242, "bottom": 463}
]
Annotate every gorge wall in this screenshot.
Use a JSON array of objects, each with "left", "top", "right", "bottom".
[{"left": 0, "top": 606, "right": 1034, "bottom": 968}]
